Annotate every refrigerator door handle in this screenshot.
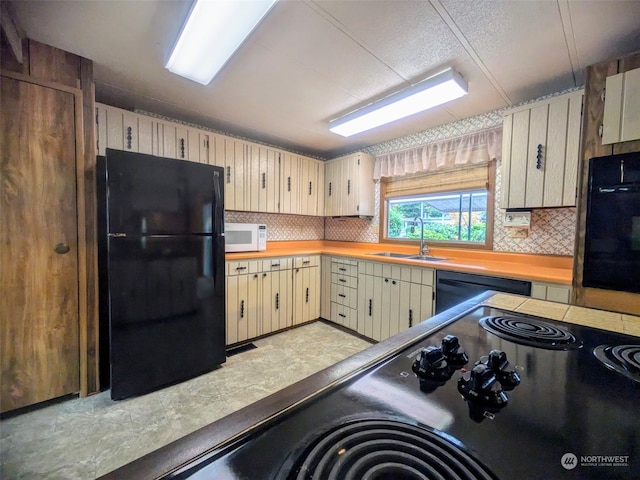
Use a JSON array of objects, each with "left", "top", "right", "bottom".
[{"left": 213, "top": 171, "right": 225, "bottom": 235}]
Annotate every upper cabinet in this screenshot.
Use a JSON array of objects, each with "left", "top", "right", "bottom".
[
  {"left": 602, "top": 67, "right": 640, "bottom": 145},
  {"left": 501, "top": 90, "right": 584, "bottom": 209},
  {"left": 324, "top": 152, "right": 375, "bottom": 216},
  {"left": 281, "top": 153, "right": 325, "bottom": 216},
  {"left": 96, "top": 104, "right": 157, "bottom": 156}
]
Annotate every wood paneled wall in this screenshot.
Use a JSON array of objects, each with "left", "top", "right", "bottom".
[
  {"left": 1, "top": 38, "right": 99, "bottom": 397},
  {"left": 573, "top": 50, "right": 640, "bottom": 315}
]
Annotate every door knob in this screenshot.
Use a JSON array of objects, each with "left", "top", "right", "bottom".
[{"left": 54, "top": 243, "right": 70, "bottom": 254}]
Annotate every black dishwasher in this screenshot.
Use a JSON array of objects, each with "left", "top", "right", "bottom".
[{"left": 435, "top": 270, "right": 531, "bottom": 313}]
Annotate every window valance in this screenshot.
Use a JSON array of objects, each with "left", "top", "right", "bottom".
[{"left": 373, "top": 127, "right": 502, "bottom": 180}]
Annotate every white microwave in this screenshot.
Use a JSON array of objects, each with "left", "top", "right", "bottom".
[{"left": 224, "top": 223, "right": 267, "bottom": 252}]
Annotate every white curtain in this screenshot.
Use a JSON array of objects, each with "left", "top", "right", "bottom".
[{"left": 373, "top": 127, "right": 502, "bottom": 180}]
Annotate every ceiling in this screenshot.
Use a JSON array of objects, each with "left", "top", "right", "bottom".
[{"left": 8, "top": 0, "right": 640, "bottom": 158}]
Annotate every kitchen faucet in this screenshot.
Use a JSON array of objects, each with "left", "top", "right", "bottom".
[{"left": 413, "top": 216, "right": 430, "bottom": 257}]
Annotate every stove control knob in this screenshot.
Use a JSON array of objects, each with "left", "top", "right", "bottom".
[
  {"left": 482, "top": 350, "right": 521, "bottom": 389},
  {"left": 441, "top": 335, "right": 469, "bottom": 367},
  {"left": 458, "top": 364, "right": 508, "bottom": 408},
  {"left": 412, "top": 346, "right": 451, "bottom": 382}
]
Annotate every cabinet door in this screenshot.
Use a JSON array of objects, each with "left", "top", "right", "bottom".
[
  {"left": 106, "top": 107, "right": 125, "bottom": 151},
  {"left": 280, "top": 152, "right": 299, "bottom": 214},
  {"left": 137, "top": 115, "right": 155, "bottom": 155},
  {"left": 320, "top": 256, "right": 332, "bottom": 320},
  {"left": 223, "top": 137, "right": 247, "bottom": 211},
  {"left": 198, "top": 132, "right": 210, "bottom": 165},
  {"left": 603, "top": 67, "right": 640, "bottom": 144},
  {"left": 409, "top": 283, "right": 433, "bottom": 328},
  {"left": 371, "top": 275, "right": 384, "bottom": 341},
  {"left": 263, "top": 270, "right": 291, "bottom": 333},
  {"left": 309, "top": 265, "right": 320, "bottom": 321},
  {"left": 293, "top": 266, "right": 309, "bottom": 325},
  {"left": 345, "top": 154, "right": 359, "bottom": 215},
  {"left": 246, "top": 272, "right": 261, "bottom": 339},
  {"left": 357, "top": 272, "right": 369, "bottom": 337},
  {"left": 324, "top": 160, "right": 338, "bottom": 216},
  {"left": 175, "top": 126, "right": 189, "bottom": 161},
  {"left": 225, "top": 275, "right": 243, "bottom": 344}
]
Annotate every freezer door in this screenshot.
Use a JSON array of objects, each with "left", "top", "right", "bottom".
[
  {"left": 104, "top": 148, "right": 224, "bottom": 235},
  {"left": 107, "top": 235, "right": 225, "bottom": 400}
]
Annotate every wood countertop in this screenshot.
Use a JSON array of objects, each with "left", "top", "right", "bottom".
[
  {"left": 101, "top": 292, "right": 638, "bottom": 480},
  {"left": 226, "top": 240, "right": 573, "bottom": 285}
]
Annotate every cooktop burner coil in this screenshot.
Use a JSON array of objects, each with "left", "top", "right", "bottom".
[
  {"left": 479, "top": 316, "right": 581, "bottom": 350},
  {"left": 593, "top": 344, "right": 640, "bottom": 383},
  {"left": 288, "top": 419, "right": 497, "bottom": 480}
]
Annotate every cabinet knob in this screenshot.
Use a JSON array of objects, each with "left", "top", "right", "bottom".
[
  {"left": 54, "top": 243, "right": 70, "bottom": 254},
  {"left": 536, "top": 144, "right": 543, "bottom": 169}
]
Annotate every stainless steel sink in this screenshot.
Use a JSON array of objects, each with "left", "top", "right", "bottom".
[
  {"left": 405, "top": 255, "right": 448, "bottom": 262},
  {"left": 368, "top": 252, "right": 415, "bottom": 258},
  {"left": 368, "top": 252, "right": 447, "bottom": 261}
]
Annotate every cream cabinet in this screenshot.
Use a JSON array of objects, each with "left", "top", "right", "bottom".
[
  {"left": 602, "top": 67, "right": 640, "bottom": 145},
  {"left": 501, "top": 90, "right": 583, "bottom": 208},
  {"left": 358, "top": 261, "right": 434, "bottom": 341},
  {"left": 247, "top": 142, "right": 279, "bottom": 213},
  {"left": 225, "top": 260, "right": 262, "bottom": 345},
  {"left": 324, "top": 152, "right": 375, "bottom": 216},
  {"left": 292, "top": 256, "right": 321, "bottom": 325},
  {"left": 261, "top": 258, "right": 293, "bottom": 335},
  {"left": 531, "top": 281, "right": 572, "bottom": 304},
  {"left": 95, "top": 103, "right": 156, "bottom": 156},
  {"left": 320, "top": 255, "right": 332, "bottom": 320},
  {"left": 329, "top": 257, "right": 359, "bottom": 330},
  {"left": 280, "top": 153, "right": 325, "bottom": 216}
]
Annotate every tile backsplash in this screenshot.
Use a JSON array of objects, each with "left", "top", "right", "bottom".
[{"left": 225, "top": 211, "right": 324, "bottom": 241}]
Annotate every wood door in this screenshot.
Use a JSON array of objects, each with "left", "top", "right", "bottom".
[{"left": 1, "top": 76, "right": 80, "bottom": 412}]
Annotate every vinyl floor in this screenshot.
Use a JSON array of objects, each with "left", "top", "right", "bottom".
[{"left": 0, "top": 321, "right": 373, "bottom": 479}]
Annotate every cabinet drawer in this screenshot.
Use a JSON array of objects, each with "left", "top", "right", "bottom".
[
  {"left": 262, "top": 257, "right": 291, "bottom": 271},
  {"left": 294, "top": 255, "right": 319, "bottom": 268},
  {"left": 331, "top": 273, "right": 357, "bottom": 289},
  {"left": 331, "top": 284, "right": 357, "bottom": 309},
  {"left": 227, "top": 260, "right": 261, "bottom": 275},
  {"left": 331, "top": 262, "right": 358, "bottom": 277},
  {"left": 331, "top": 302, "right": 356, "bottom": 329}
]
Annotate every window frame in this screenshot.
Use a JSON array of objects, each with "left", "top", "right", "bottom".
[{"left": 379, "top": 161, "right": 495, "bottom": 250}]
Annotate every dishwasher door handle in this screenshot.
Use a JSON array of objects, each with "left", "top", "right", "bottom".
[{"left": 438, "top": 278, "right": 497, "bottom": 289}]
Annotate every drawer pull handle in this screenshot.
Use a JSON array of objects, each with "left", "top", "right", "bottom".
[
  {"left": 339, "top": 267, "right": 347, "bottom": 272},
  {"left": 338, "top": 294, "right": 346, "bottom": 298},
  {"left": 240, "top": 300, "right": 245, "bottom": 318},
  {"left": 180, "top": 138, "right": 185, "bottom": 158},
  {"left": 409, "top": 309, "right": 413, "bottom": 327},
  {"left": 302, "top": 260, "right": 310, "bottom": 265},
  {"left": 262, "top": 172, "right": 266, "bottom": 188},
  {"left": 339, "top": 278, "right": 347, "bottom": 283},
  {"left": 236, "top": 266, "right": 247, "bottom": 271},
  {"left": 306, "top": 287, "right": 309, "bottom": 303},
  {"left": 226, "top": 166, "right": 231, "bottom": 183},
  {"left": 126, "top": 126, "right": 132, "bottom": 149},
  {"left": 271, "top": 263, "right": 280, "bottom": 267},
  {"left": 536, "top": 144, "right": 543, "bottom": 169},
  {"left": 338, "top": 313, "right": 346, "bottom": 318},
  {"left": 275, "top": 293, "right": 279, "bottom": 310},
  {"left": 368, "top": 299, "right": 372, "bottom": 316}
]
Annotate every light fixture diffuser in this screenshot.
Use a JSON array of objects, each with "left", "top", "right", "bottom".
[
  {"left": 166, "top": 0, "right": 278, "bottom": 85},
  {"left": 329, "top": 68, "right": 468, "bottom": 137}
]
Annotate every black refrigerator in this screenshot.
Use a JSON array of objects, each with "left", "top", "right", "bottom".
[{"left": 97, "top": 149, "right": 226, "bottom": 400}]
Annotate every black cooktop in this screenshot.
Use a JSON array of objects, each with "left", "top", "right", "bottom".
[{"left": 168, "top": 306, "right": 639, "bottom": 480}]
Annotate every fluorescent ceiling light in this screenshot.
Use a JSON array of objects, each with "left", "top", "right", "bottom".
[
  {"left": 329, "top": 68, "right": 468, "bottom": 137},
  {"left": 166, "top": 0, "right": 278, "bottom": 85}
]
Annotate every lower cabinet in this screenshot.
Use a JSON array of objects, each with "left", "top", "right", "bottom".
[
  {"left": 329, "top": 258, "right": 359, "bottom": 330},
  {"left": 225, "top": 255, "right": 320, "bottom": 345},
  {"left": 358, "top": 261, "right": 434, "bottom": 342},
  {"left": 292, "top": 256, "right": 321, "bottom": 326}
]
